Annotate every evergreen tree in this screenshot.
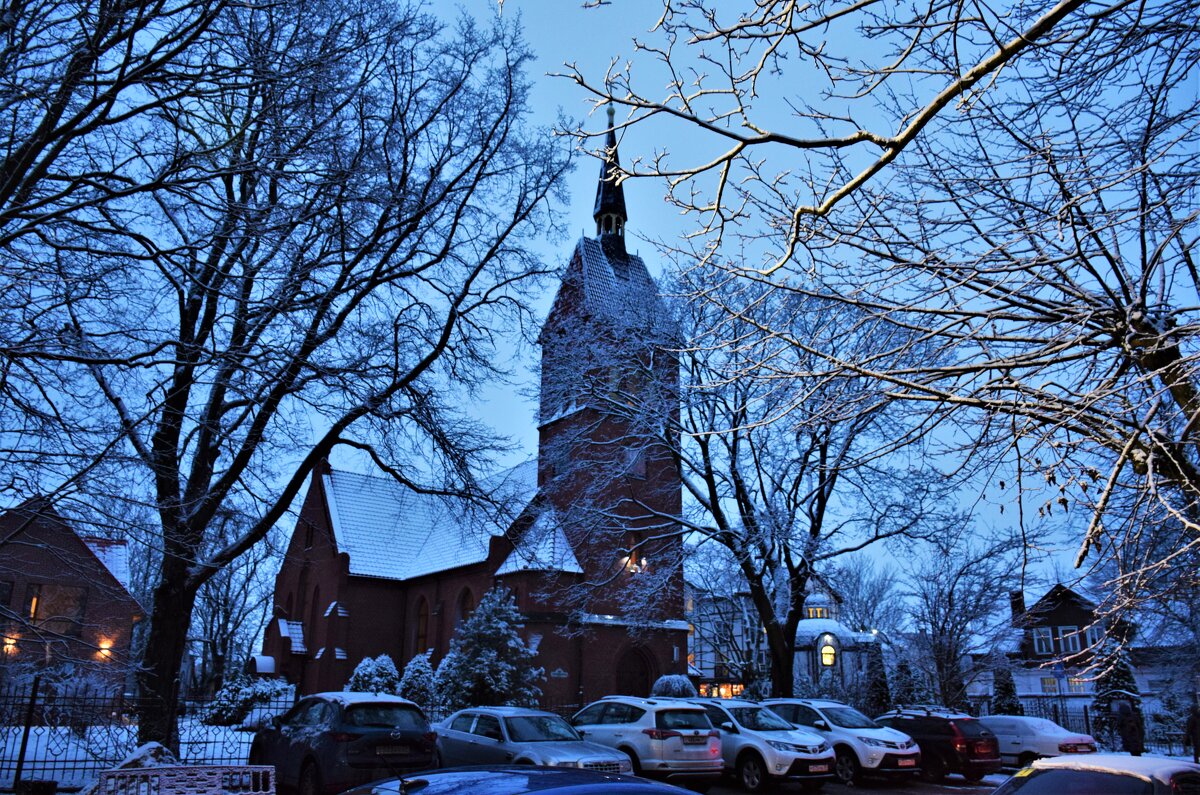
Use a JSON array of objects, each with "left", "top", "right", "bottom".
[
  {"left": 399, "top": 650, "right": 438, "bottom": 710},
  {"left": 1091, "top": 648, "right": 1143, "bottom": 747},
  {"left": 346, "top": 655, "right": 402, "bottom": 694},
  {"left": 435, "top": 587, "right": 543, "bottom": 710},
  {"left": 992, "top": 664, "right": 1023, "bottom": 715},
  {"left": 891, "top": 660, "right": 922, "bottom": 706},
  {"left": 864, "top": 643, "right": 892, "bottom": 716},
  {"left": 651, "top": 675, "right": 697, "bottom": 698}
]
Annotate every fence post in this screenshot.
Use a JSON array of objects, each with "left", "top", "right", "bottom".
[
  {"left": 1083, "top": 704, "right": 1090, "bottom": 736},
  {"left": 13, "top": 674, "right": 41, "bottom": 789}
]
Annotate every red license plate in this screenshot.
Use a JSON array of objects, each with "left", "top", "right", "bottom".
[
  {"left": 809, "top": 764, "right": 829, "bottom": 773},
  {"left": 682, "top": 736, "right": 707, "bottom": 745},
  {"left": 898, "top": 758, "right": 916, "bottom": 767}
]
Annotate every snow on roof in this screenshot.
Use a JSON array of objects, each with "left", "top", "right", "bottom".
[
  {"left": 574, "top": 236, "right": 661, "bottom": 327},
  {"left": 495, "top": 508, "right": 583, "bottom": 576},
  {"left": 794, "top": 617, "right": 875, "bottom": 644},
  {"left": 82, "top": 537, "right": 132, "bottom": 591},
  {"left": 277, "top": 619, "right": 306, "bottom": 654},
  {"left": 1031, "top": 753, "right": 1200, "bottom": 784},
  {"left": 324, "top": 601, "right": 349, "bottom": 618},
  {"left": 323, "top": 460, "right": 538, "bottom": 582},
  {"left": 249, "top": 655, "right": 276, "bottom": 674},
  {"left": 316, "top": 692, "right": 418, "bottom": 706}
]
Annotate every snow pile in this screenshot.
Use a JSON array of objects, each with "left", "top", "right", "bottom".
[{"left": 651, "top": 674, "right": 697, "bottom": 698}]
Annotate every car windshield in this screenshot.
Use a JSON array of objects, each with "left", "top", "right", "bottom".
[
  {"left": 992, "top": 768, "right": 1153, "bottom": 795},
  {"left": 822, "top": 706, "right": 879, "bottom": 729},
  {"left": 730, "top": 707, "right": 793, "bottom": 731},
  {"left": 344, "top": 705, "right": 426, "bottom": 729},
  {"left": 504, "top": 715, "right": 581, "bottom": 742}
]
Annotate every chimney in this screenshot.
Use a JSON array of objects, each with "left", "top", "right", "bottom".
[{"left": 1009, "top": 590, "right": 1026, "bottom": 625}]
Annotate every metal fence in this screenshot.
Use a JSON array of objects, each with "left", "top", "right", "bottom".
[
  {"left": 1017, "top": 697, "right": 1187, "bottom": 757},
  {"left": 0, "top": 684, "right": 296, "bottom": 792}
]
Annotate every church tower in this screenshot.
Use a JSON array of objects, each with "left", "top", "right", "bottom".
[{"left": 533, "top": 109, "right": 686, "bottom": 696}]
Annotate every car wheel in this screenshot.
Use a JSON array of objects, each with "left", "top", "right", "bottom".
[
  {"left": 835, "top": 748, "right": 861, "bottom": 786},
  {"left": 297, "top": 761, "right": 322, "bottom": 795},
  {"left": 620, "top": 748, "right": 642, "bottom": 775},
  {"left": 1018, "top": 752, "right": 1037, "bottom": 768},
  {"left": 918, "top": 754, "right": 946, "bottom": 784},
  {"left": 963, "top": 772, "right": 985, "bottom": 783},
  {"left": 736, "top": 752, "right": 769, "bottom": 793}
]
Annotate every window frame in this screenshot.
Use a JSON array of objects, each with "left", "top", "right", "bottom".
[{"left": 1032, "top": 627, "right": 1054, "bottom": 655}]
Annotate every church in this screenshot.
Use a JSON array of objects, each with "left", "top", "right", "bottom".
[{"left": 258, "top": 119, "right": 688, "bottom": 707}]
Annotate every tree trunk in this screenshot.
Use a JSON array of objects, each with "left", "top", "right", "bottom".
[{"left": 137, "top": 556, "right": 199, "bottom": 750}]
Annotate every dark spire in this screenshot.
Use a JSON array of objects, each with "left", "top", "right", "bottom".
[{"left": 593, "top": 104, "right": 627, "bottom": 239}]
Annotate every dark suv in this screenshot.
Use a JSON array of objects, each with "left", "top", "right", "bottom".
[
  {"left": 875, "top": 706, "right": 1001, "bottom": 784},
  {"left": 249, "top": 692, "right": 437, "bottom": 795}
]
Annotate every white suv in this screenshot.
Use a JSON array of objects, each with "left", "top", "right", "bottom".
[
  {"left": 570, "top": 696, "right": 723, "bottom": 790},
  {"left": 763, "top": 698, "right": 921, "bottom": 786},
  {"left": 687, "top": 698, "right": 835, "bottom": 793}
]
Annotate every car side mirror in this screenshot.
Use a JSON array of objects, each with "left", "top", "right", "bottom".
[
  {"left": 720, "top": 722, "right": 737, "bottom": 734},
  {"left": 814, "top": 720, "right": 829, "bottom": 731}
]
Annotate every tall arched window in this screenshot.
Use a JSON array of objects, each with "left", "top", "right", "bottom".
[
  {"left": 414, "top": 598, "right": 429, "bottom": 653},
  {"left": 309, "top": 586, "right": 321, "bottom": 642},
  {"left": 819, "top": 633, "right": 837, "bottom": 667},
  {"left": 455, "top": 589, "right": 475, "bottom": 629}
]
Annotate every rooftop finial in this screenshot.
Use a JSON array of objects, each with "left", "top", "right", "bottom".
[{"left": 593, "top": 103, "right": 627, "bottom": 242}]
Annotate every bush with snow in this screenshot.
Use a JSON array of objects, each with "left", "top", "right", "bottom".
[
  {"left": 399, "top": 649, "right": 438, "bottom": 709},
  {"left": 346, "top": 654, "right": 402, "bottom": 695},
  {"left": 202, "top": 677, "right": 290, "bottom": 726},
  {"left": 435, "top": 587, "right": 543, "bottom": 710},
  {"left": 650, "top": 674, "right": 697, "bottom": 698}
]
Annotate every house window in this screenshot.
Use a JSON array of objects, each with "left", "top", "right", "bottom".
[
  {"left": 1059, "top": 626, "right": 1080, "bottom": 653},
  {"left": 820, "top": 644, "right": 836, "bottom": 667},
  {"left": 23, "top": 583, "right": 86, "bottom": 637},
  {"left": 1068, "top": 677, "right": 1089, "bottom": 694},
  {"left": 414, "top": 599, "right": 429, "bottom": 653},
  {"left": 1033, "top": 627, "right": 1053, "bottom": 655},
  {"left": 1084, "top": 625, "right": 1104, "bottom": 649},
  {"left": 807, "top": 607, "right": 829, "bottom": 619},
  {"left": 1040, "top": 677, "right": 1059, "bottom": 695}
]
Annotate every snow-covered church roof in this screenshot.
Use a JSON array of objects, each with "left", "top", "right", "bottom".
[
  {"left": 321, "top": 459, "right": 538, "bottom": 582},
  {"left": 794, "top": 617, "right": 877, "bottom": 646},
  {"left": 495, "top": 507, "right": 583, "bottom": 576}
]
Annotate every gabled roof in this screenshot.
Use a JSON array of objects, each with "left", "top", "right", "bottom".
[
  {"left": 495, "top": 508, "right": 583, "bottom": 576},
  {"left": 572, "top": 236, "right": 660, "bottom": 327},
  {"left": 322, "top": 459, "right": 538, "bottom": 582},
  {"left": 1025, "top": 584, "right": 1098, "bottom": 618},
  {"left": 82, "top": 537, "right": 131, "bottom": 591}
]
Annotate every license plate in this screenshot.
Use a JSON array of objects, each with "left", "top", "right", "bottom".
[
  {"left": 809, "top": 764, "right": 829, "bottom": 773},
  {"left": 376, "top": 744, "right": 410, "bottom": 755},
  {"left": 682, "top": 736, "right": 707, "bottom": 745},
  {"left": 898, "top": 758, "right": 916, "bottom": 767}
]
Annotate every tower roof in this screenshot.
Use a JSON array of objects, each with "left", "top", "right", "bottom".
[{"left": 592, "top": 105, "right": 627, "bottom": 230}]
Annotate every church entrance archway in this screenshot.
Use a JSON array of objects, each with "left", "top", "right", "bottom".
[{"left": 615, "top": 647, "right": 656, "bottom": 696}]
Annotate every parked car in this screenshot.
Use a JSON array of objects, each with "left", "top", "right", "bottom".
[
  {"left": 874, "top": 705, "right": 1002, "bottom": 784},
  {"left": 990, "top": 754, "right": 1200, "bottom": 794},
  {"left": 437, "top": 706, "right": 633, "bottom": 773},
  {"left": 570, "top": 696, "right": 723, "bottom": 790},
  {"left": 248, "top": 691, "right": 436, "bottom": 795},
  {"left": 339, "top": 765, "right": 702, "bottom": 795},
  {"left": 979, "top": 714, "right": 1097, "bottom": 767},
  {"left": 686, "top": 697, "right": 835, "bottom": 793},
  {"left": 762, "top": 697, "right": 920, "bottom": 785}
]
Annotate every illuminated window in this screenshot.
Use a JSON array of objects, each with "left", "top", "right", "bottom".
[
  {"left": 1033, "top": 627, "right": 1053, "bottom": 655},
  {"left": 23, "top": 583, "right": 86, "bottom": 637},
  {"left": 1040, "top": 677, "right": 1059, "bottom": 695},
  {"left": 821, "top": 644, "right": 836, "bottom": 666},
  {"left": 1068, "top": 677, "right": 1088, "bottom": 694},
  {"left": 807, "top": 607, "right": 829, "bottom": 619}
]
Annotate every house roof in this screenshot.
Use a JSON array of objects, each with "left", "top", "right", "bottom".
[
  {"left": 82, "top": 537, "right": 131, "bottom": 591},
  {"left": 495, "top": 508, "right": 583, "bottom": 576},
  {"left": 572, "top": 236, "right": 660, "bottom": 328},
  {"left": 323, "top": 459, "right": 538, "bottom": 582}
]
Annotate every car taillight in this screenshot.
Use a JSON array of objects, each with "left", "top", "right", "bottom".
[
  {"left": 642, "top": 728, "right": 683, "bottom": 741},
  {"left": 330, "top": 732, "right": 363, "bottom": 743},
  {"left": 952, "top": 738, "right": 967, "bottom": 754}
]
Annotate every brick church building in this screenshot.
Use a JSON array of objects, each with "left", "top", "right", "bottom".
[{"left": 259, "top": 120, "right": 688, "bottom": 706}]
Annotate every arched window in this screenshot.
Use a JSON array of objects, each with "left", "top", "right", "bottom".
[
  {"left": 456, "top": 589, "right": 475, "bottom": 628},
  {"left": 414, "top": 598, "right": 429, "bottom": 653},
  {"left": 308, "top": 586, "right": 321, "bottom": 640},
  {"left": 820, "top": 644, "right": 837, "bottom": 666}
]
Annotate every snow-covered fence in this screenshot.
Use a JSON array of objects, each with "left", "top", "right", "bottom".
[{"left": 0, "top": 685, "right": 295, "bottom": 791}]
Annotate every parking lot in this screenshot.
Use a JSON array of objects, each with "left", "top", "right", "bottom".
[{"left": 705, "top": 773, "right": 1006, "bottom": 795}]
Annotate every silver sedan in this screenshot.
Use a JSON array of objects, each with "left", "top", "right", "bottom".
[{"left": 436, "top": 706, "right": 634, "bottom": 774}]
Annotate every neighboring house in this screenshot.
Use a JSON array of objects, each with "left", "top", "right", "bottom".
[
  {"left": 792, "top": 591, "right": 879, "bottom": 691},
  {"left": 967, "top": 584, "right": 1192, "bottom": 720},
  {"left": 259, "top": 126, "right": 689, "bottom": 706},
  {"left": 0, "top": 499, "right": 141, "bottom": 688}
]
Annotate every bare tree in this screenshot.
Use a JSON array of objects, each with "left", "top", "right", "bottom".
[{"left": 1, "top": 0, "right": 568, "bottom": 747}]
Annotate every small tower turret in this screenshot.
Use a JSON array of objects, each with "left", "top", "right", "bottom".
[{"left": 593, "top": 104, "right": 628, "bottom": 242}]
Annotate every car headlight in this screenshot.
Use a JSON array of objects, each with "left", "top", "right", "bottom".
[
  {"left": 857, "top": 736, "right": 887, "bottom": 748},
  {"left": 817, "top": 741, "right": 830, "bottom": 753},
  {"left": 554, "top": 761, "right": 578, "bottom": 768},
  {"left": 767, "top": 740, "right": 800, "bottom": 752},
  {"left": 618, "top": 758, "right": 633, "bottom": 773}
]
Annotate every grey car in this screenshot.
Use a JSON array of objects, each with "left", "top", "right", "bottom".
[{"left": 437, "top": 706, "right": 634, "bottom": 774}]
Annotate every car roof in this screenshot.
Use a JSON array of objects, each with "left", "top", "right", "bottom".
[
  {"left": 878, "top": 705, "right": 973, "bottom": 719},
  {"left": 454, "top": 706, "right": 557, "bottom": 718},
  {"left": 1031, "top": 753, "right": 1200, "bottom": 785},
  {"left": 689, "top": 697, "right": 760, "bottom": 709},
  {"left": 309, "top": 691, "right": 419, "bottom": 707},
  {"left": 595, "top": 696, "right": 705, "bottom": 711},
  {"left": 763, "top": 698, "right": 844, "bottom": 708},
  {"left": 341, "top": 765, "right": 687, "bottom": 795}
]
